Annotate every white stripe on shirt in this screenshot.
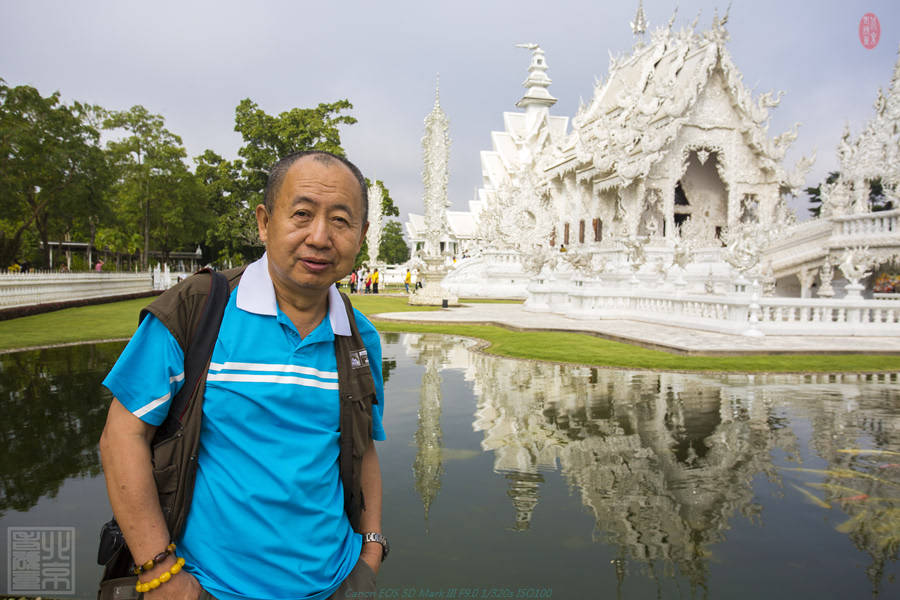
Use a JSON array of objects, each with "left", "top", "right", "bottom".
[
  {"left": 209, "top": 361, "right": 338, "bottom": 380},
  {"left": 133, "top": 392, "right": 172, "bottom": 418},
  {"left": 169, "top": 372, "right": 185, "bottom": 384},
  {"left": 206, "top": 373, "right": 340, "bottom": 390}
]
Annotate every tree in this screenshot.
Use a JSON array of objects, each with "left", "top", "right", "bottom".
[
  {"left": 868, "top": 178, "right": 894, "bottom": 212},
  {"left": 196, "top": 98, "right": 360, "bottom": 265},
  {"left": 377, "top": 220, "right": 410, "bottom": 264},
  {"left": 369, "top": 179, "right": 399, "bottom": 218},
  {"left": 104, "top": 106, "right": 205, "bottom": 268},
  {"left": 234, "top": 97, "right": 357, "bottom": 198},
  {"left": 0, "top": 80, "right": 109, "bottom": 267},
  {"left": 195, "top": 150, "right": 258, "bottom": 265}
]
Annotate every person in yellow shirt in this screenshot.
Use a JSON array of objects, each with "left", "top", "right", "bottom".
[
  {"left": 372, "top": 268, "right": 379, "bottom": 294},
  {"left": 404, "top": 269, "right": 411, "bottom": 293}
]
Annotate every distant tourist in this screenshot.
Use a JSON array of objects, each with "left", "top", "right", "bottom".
[
  {"left": 349, "top": 270, "right": 358, "bottom": 293},
  {"left": 404, "top": 269, "right": 411, "bottom": 293},
  {"left": 365, "top": 271, "right": 372, "bottom": 294},
  {"left": 95, "top": 259, "right": 104, "bottom": 272},
  {"left": 372, "top": 269, "right": 379, "bottom": 294}
]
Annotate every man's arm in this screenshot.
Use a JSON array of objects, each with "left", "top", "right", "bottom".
[
  {"left": 99, "top": 399, "right": 200, "bottom": 599},
  {"left": 358, "top": 441, "right": 384, "bottom": 574}
]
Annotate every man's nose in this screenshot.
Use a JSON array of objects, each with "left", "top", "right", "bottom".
[{"left": 305, "top": 215, "right": 331, "bottom": 247}]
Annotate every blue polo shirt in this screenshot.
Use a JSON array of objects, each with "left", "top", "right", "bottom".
[{"left": 103, "top": 253, "right": 385, "bottom": 600}]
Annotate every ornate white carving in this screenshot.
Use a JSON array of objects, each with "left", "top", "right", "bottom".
[
  {"left": 366, "top": 181, "right": 383, "bottom": 264},
  {"left": 818, "top": 255, "right": 835, "bottom": 298},
  {"left": 821, "top": 44, "right": 900, "bottom": 217},
  {"left": 838, "top": 246, "right": 875, "bottom": 288},
  {"left": 422, "top": 80, "right": 451, "bottom": 259}
]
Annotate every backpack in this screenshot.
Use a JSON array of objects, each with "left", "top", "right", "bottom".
[{"left": 97, "top": 267, "right": 376, "bottom": 599}]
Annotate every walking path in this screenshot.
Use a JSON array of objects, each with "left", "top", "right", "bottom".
[{"left": 374, "top": 303, "right": 900, "bottom": 355}]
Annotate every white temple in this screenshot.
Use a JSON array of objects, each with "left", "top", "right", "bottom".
[{"left": 422, "top": 5, "right": 900, "bottom": 336}]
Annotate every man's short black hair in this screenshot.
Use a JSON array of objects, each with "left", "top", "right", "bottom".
[{"left": 263, "top": 150, "right": 368, "bottom": 224}]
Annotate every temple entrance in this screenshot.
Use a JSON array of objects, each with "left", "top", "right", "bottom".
[{"left": 675, "top": 151, "right": 728, "bottom": 239}]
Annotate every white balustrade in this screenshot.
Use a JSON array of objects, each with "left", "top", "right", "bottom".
[
  {"left": 544, "top": 287, "right": 900, "bottom": 336},
  {"left": 0, "top": 271, "right": 160, "bottom": 308}
]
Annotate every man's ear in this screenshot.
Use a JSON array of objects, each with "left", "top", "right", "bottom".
[{"left": 255, "top": 204, "right": 269, "bottom": 243}]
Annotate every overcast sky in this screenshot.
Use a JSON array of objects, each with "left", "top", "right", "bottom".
[{"left": 2, "top": 0, "right": 898, "bottom": 225}]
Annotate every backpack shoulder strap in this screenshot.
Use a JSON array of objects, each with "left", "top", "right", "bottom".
[{"left": 146, "top": 268, "right": 232, "bottom": 435}]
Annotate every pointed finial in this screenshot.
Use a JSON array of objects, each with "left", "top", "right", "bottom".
[
  {"left": 630, "top": 0, "right": 648, "bottom": 36},
  {"left": 668, "top": 6, "right": 679, "bottom": 30},
  {"left": 691, "top": 8, "right": 701, "bottom": 30},
  {"left": 434, "top": 74, "right": 441, "bottom": 107}
]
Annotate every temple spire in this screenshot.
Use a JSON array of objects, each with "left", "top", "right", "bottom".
[
  {"left": 434, "top": 73, "right": 441, "bottom": 107},
  {"left": 630, "top": 0, "right": 648, "bottom": 37},
  {"left": 514, "top": 43, "right": 557, "bottom": 116}
]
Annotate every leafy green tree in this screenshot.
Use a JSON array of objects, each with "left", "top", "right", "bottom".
[
  {"left": 196, "top": 98, "right": 360, "bottom": 265},
  {"left": 868, "top": 178, "right": 894, "bottom": 212},
  {"left": 104, "top": 105, "right": 205, "bottom": 268},
  {"left": 45, "top": 104, "right": 113, "bottom": 269},
  {"left": 234, "top": 98, "right": 357, "bottom": 198},
  {"left": 0, "top": 80, "right": 108, "bottom": 268},
  {"left": 370, "top": 179, "right": 399, "bottom": 217},
  {"left": 378, "top": 220, "right": 410, "bottom": 264},
  {"left": 195, "top": 150, "right": 259, "bottom": 265}
]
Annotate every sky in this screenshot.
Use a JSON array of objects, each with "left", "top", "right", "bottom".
[{"left": 2, "top": 0, "right": 899, "bottom": 227}]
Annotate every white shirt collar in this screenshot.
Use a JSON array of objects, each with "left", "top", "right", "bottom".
[{"left": 235, "top": 252, "right": 350, "bottom": 336}]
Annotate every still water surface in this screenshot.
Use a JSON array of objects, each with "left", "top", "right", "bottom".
[{"left": 1, "top": 334, "right": 899, "bottom": 599}]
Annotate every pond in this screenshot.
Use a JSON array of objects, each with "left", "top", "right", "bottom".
[{"left": 1, "top": 334, "right": 899, "bottom": 599}]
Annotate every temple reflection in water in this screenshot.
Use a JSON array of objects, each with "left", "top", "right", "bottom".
[{"left": 402, "top": 333, "right": 900, "bottom": 592}]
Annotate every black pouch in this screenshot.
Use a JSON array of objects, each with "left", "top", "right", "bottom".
[
  {"left": 97, "top": 519, "right": 139, "bottom": 600},
  {"left": 97, "top": 519, "right": 126, "bottom": 566}
]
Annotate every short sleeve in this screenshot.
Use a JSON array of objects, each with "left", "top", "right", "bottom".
[
  {"left": 355, "top": 310, "right": 386, "bottom": 441},
  {"left": 102, "top": 313, "right": 186, "bottom": 426}
]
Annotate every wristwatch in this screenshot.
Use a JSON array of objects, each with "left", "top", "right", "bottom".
[{"left": 362, "top": 532, "right": 389, "bottom": 561}]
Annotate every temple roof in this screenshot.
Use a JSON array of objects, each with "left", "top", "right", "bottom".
[{"left": 547, "top": 15, "right": 797, "bottom": 190}]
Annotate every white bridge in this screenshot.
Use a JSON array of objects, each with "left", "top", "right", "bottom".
[{"left": 764, "top": 208, "right": 900, "bottom": 283}]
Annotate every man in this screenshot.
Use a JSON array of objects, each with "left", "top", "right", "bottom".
[
  {"left": 372, "top": 268, "right": 379, "bottom": 294},
  {"left": 404, "top": 269, "right": 411, "bottom": 294},
  {"left": 99, "top": 151, "right": 387, "bottom": 600}
]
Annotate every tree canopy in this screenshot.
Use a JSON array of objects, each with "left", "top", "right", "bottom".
[
  {"left": 0, "top": 80, "right": 109, "bottom": 267},
  {"left": 0, "top": 78, "right": 401, "bottom": 271}
]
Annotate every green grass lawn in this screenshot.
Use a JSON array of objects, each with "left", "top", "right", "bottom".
[
  {"left": 1, "top": 295, "right": 898, "bottom": 373},
  {"left": 0, "top": 297, "right": 155, "bottom": 351}
]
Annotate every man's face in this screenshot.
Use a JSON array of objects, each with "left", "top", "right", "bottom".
[{"left": 256, "top": 157, "right": 367, "bottom": 300}]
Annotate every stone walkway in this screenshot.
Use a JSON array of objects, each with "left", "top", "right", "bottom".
[{"left": 374, "top": 303, "right": 900, "bottom": 355}]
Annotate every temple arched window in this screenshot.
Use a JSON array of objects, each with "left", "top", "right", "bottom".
[{"left": 674, "top": 182, "right": 689, "bottom": 206}]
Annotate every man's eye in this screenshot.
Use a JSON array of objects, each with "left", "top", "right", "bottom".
[{"left": 294, "top": 210, "right": 310, "bottom": 218}]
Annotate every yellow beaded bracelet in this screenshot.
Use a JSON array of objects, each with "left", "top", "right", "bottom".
[
  {"left": 132, "top": 543, "right": 177, "bottom": 575},
  {"left": 135, "top": 557, "right": 185, "bottom": 593}
]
